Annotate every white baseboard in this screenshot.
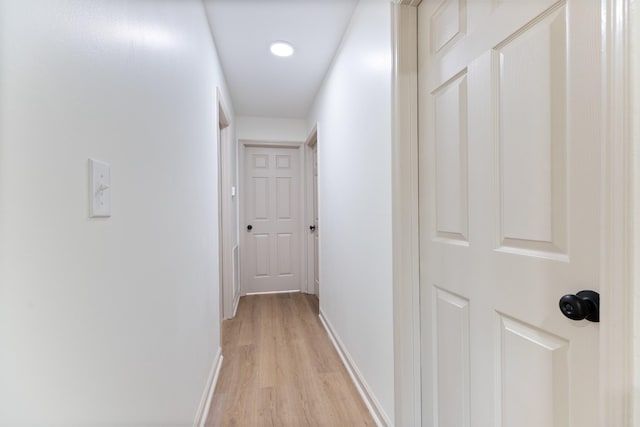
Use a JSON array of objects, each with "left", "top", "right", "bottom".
[
  {"left": 232, "top": 292, "right": 240, "bottom": 318},
  {"left": 193, "top": 348, "right": 224, "bottom": 427},
  {"left": 318, "top": 310, "right": 392, "bottom": 427},
  {"left": 245, "top": 289, "right": 301, "bottom": 296}
]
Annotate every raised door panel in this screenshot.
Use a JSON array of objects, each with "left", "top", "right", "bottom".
[
  {"left": 433, "top": 287, "right": 470, "bottom": 427},
  {"left": 276, "top": 155, "right": 291, "bottom": 169},
  {"left": 496, "top": 5, "right": 567, "bottom": 258},
  {"left": 433, "top": 71, "right": 469, "bottom": 243},
  {"left": 277, "top": 233, "right": 293, "bottom": 276},
  {"left": 253, "top": 154, "right": 268, "bottom": 169},
  {"left": 431, "top": 0, "right": 466, "bottom": 53},
  {"left": 252, "top": 177, "right": 269, "bottom": 220},
  {"left": 276, "top": 177, "right": 292, "bottom": 220},
  {"left": 497, "top": 315, "right": 569, "bottom": 427},
  {"left": 254, "top": 234, "right": 270, "bottom": 278}
]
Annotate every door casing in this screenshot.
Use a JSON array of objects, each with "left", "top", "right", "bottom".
[
  {"left": 390, "top": 0, "right": 634, "bottom": 426},
  {"left": 216, "top": 89, "right": 237, "bottom": 320},
  {"left": 305, "top": 125, "right": 319, "bottom": 296}
]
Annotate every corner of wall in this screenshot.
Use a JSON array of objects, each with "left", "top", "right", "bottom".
[
  {"left": 318, "top": 310, "right": 393, "bottom": 427},
  {"left": 193, "top": 349, "right": 224, "bottom": 427}
]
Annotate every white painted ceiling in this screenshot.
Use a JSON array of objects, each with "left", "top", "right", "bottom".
[{"left": 204, "top": 0, "right": 359, "bottom": 119}]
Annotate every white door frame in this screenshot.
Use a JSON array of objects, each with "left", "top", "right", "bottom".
[
  {"left": 238, "top": 139, "right": 306, "bottom": 296},
  {"left": 390, "top": 3, "right": 421, "bottom": 426},
  {"left": 389, "top": 0, "right": 634, "bottom": 425},
  {"left": 216, "top": 88, "right": 236, "bottom": 321},
  {"left": 599, "top": 0, "right": 634, "bottom": 424},
  {"left": 304, "top": 125, "right": 318, "bottom": 295}
]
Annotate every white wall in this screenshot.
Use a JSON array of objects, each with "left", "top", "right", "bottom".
[
  {"left": 0, "top": 0, "right": 232, "bottom": 425},
  {"left": 307, "top": 0, "right": 394, "bottom": 422},
  {"left": 236, "top": 115, "right": 308, "bottom": 142}
]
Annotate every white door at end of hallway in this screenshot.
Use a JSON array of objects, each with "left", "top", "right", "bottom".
[
  {"left": 418, "top": 1, "right": 602, "bottom": 426},
  {"left": 242, "top": 145, "right": 302, "bottom": 294}
]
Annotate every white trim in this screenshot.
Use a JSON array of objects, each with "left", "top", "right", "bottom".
[
  {"left": 240, "top": 139, "right": 304, "bottom": 149},
  {"left": 393, "top": 0, "right": 422, "bottom": 5},
  {"left": 217, "top": 88, "right": 230, "bottom": 129},
  {"left": 304, "top": 125, "right": 318, "bottom": 296},
  {"left": 232, "top": 244, "right": 240, "bottom": 318},
  {"left": 193, "top": 349, "right": 224, "bottom": 427},
  {"left": 232, "top": 292, "right": 240, "bottom": 318},
  {"left": 319, "top": 310, "right": 392, "bottom": 427},
  {"left": 600, "top": 0, "right": 634, "bottom": 425},
  {"left": 391, "top": 3, "right": 421, "bottom": 427},
  {"left": 245, "top": 289, "right": 301, "bottom": 296},
  {"left": 632, "top": 1, "right": 640, "bottom": 423},
  {"left": 217, "top": 88, "right": 235, "bottom": 320}
]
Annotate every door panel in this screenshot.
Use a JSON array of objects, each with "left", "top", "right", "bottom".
[
  {"left": 498, "top": 314, "right": 569, "bottom": 427},
  {"left": 434, "top": 288, "right": 470, "bottom": 426},
  {"left": 497, "top": 6, "right": 567, "bottom": 256},
  {"left": 252, "top": 177, "right": 269, "bottom": 220},
  {"left": 243, "top": 146, "right": 301, "bottom": 293},
  {"left": 276, "top": 233, "right": 293, "bottom": 275},
  {"left": 276, "top": 177, "right": 292, "bottom": 219},
  {"left": 434, "top": 71, "right": 469, "bottom": 243},
  {"left": 418, "top": 1, "right": 601, "bottom": 426},
  {"left": 254, "top": 234, "right": 270, "bottom": 277}
]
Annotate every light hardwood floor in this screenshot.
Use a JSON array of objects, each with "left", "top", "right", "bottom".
[{"left": 206, "top": 292, "right": 376, "bottom": 427}]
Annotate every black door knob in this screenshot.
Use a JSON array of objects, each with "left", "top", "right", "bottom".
[
  {"left": 559, "top": 290, "right": 599, "bottom": 322},
  {"left": 247, "top": 224, "right": 253, "bottom": 231},
  {"left": 310, "top": 225, "right": 316, "bottom": 231}
]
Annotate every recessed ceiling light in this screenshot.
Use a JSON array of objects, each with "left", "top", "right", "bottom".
[{"left": 270, "top": 41, "right": 294, "bottom": 57}]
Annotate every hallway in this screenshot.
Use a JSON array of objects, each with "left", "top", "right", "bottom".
[{"left": 206, "top": 293, "right": 375, "bottom": 426}]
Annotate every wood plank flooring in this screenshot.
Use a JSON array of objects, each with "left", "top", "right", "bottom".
[{"left": 206, "top": 292, "right": 376, "bottom": 427}]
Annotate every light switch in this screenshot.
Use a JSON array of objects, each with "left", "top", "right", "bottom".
[
  {"left": 89, "top": 159, "right": 111, "bottom": 217},
  {"left": 231, "top": 186, "right": 236, "bottom": 197}
]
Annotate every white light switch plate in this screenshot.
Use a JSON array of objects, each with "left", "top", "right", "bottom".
[{"left": 89, "top": 159, "right": 111, "bottom": 217}]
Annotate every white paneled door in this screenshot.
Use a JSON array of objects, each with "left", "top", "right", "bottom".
[
  {"left": 418, "top": 1, "right": 601, "bottom": 426},
  {"left": 243, "top": 145, "right": 302, "bottom": 294}
]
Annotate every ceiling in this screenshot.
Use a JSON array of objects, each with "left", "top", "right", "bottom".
[{"left": 204, "top": 0, "right": 359, "bottom": 119}]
